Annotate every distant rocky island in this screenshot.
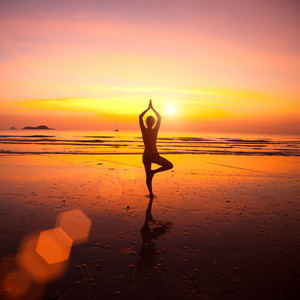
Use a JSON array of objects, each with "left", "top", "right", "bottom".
[{"left": 23, "top": 125, "right": 54, "bottom": 130}]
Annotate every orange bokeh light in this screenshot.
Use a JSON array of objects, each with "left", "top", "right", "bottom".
[
  {"left": 36, "top": 227, "right": 73, "bottom": 265},
  {"left": 17, "top": 233, "right": 68, "bottom": 284},
  {"left": 56, "top": 209, "right": 91, "bottom": 245},
  {"left": 1, "top": 209, "right": 91, "bottom": 299}
]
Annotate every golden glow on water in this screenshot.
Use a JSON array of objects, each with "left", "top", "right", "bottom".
[
  {"left": 0, "top": 153, "right": 299, "bottom": 299},
  {"left": 0, "top": 130, "right": 299, "bottom": 156}
]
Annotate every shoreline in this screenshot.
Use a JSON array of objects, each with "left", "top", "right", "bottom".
[{"left": 1, "top": 151, "right": 300, "bottom": 156}]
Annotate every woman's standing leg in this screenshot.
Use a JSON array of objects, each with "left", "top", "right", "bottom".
[{"left": 143, "top": 160, "right": 154, "bottom": 197}]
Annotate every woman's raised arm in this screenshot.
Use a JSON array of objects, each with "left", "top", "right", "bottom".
[
  {"left": 151, "top": 101, "right": 161, "bottom": 130},
  {"left": 139, "top": 102, "right": 151, "bottom": 130}
]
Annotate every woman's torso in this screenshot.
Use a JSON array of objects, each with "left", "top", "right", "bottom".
[{"left": 142, "top": 129, "right": 158, "bottom": 153}]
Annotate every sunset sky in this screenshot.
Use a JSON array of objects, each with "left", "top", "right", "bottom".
[{"left": 1, "top": 0, "right": 299, "bottom": 133}]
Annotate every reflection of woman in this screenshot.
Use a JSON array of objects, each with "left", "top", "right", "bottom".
[
  {"left": 139, "top": 198, "right": 172, "bottom": 270},
  {"left": 139, "top": 100, "right": 173, "bottom": 197}
]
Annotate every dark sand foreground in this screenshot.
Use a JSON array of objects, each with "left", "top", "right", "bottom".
[{"left": 0, "top": 154, "right": 300, "bottom": 299}]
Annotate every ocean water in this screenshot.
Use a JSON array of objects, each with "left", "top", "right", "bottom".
[{"left": 0, "top": 130, "right": 299, "bottom": 156}]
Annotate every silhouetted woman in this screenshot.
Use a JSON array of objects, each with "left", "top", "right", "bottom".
[{"left": 139, "top": 100, "right": 173, "bottom": 197}]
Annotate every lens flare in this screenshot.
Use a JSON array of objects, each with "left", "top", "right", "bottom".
[
  {"left": 1, "top": 209, "right": 91, "bottom": 299},
  {"left": 17, "top": 233, "right": 68, "bottom": 284},
  {"left": 56, "top": 209, "right": 91, "bottom": 245},
  {"left": 36, "top": 228, "right": 73, "bottom": 265}
]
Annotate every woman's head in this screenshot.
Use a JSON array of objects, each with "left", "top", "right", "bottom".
[{"left": 146, "top": 116, "right": 155, "bottom": 128}]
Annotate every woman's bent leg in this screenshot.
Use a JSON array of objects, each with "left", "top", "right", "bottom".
[{"left": 152, "top": 156, "right": 173, "bottom": 174}]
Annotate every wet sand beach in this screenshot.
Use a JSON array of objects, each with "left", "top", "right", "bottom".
[{"left": 0, "top": 154, "right": 300, "bottom": 299}]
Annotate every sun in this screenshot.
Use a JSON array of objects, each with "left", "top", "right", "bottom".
[{"left": 166, "top": 105, "right": 176, "bottom": 115}]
